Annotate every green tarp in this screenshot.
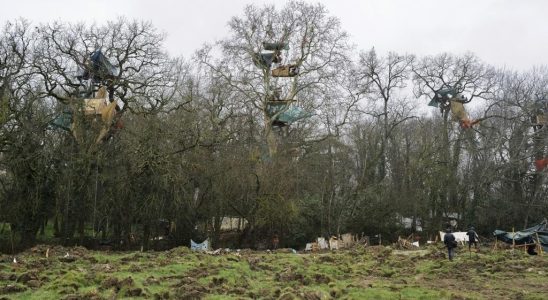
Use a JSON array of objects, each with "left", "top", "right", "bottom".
[
  {"left": 51, "top": 111, "right": 72, "bottom": 131},
  {"left": 493, "top": 220, "right": 548, "bottom": 251}
]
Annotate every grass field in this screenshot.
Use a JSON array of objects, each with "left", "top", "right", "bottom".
[{"left": 0, "top": 244, "right": 547, "bottom": 299}]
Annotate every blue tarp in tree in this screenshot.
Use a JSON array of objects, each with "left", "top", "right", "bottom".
[
  {"left": 78, "top": 50, "right": 118, "bottom": 82},
  {"left": 267, "top": 103, "right": 312, "bottom": 126}
]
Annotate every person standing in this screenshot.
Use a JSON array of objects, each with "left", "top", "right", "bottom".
[
  {"left": 443, "top": 228, "right": 457, "bottom": 261},
  {"left": 466, "top": 226, "right": 479, "bottom": 251}
]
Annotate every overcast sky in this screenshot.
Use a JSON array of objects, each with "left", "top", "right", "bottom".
[{"left": 2, "top": 0, "right": 547, "bottom": 71}]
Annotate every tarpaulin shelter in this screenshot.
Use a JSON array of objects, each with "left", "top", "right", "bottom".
[
  {"left": 77, "top": 49, "right": 118, "bottom": 82},
  {"left": 439, "top": 231, "right": 470, "bottom": 245},
  {"left": 535, "top": 158, "right": 548, "bottom": 172},
  {"left": 253, "top": 52, "right": 274, "bottom": 68},
  {"left": 428, "top": 87, "right": 479, "bottom": 129},
  {"left": 305, "top": 237, "right": 329, "bottom": 251},
  {"left": 450, "top": 101, "right": 468, "bottom": 122},
  {"left": 83, "top": 87, "right": 109, "bottom": 115},
  {"left": 493, "top": 220, "right": 548, "bottom": 251},
  {"left": 54, "top": 86, "right": 119, "bottom": 144},
  {"left": 263, "top": 42, "right": 289, "bottom": 51},
  {"left": 253, "top": 51, "right": 283, "bottom": 68},
  {"left": 428, "top": 87, "right": 459, "bottom": 107},
  {"left": 190, "top": 239, "right": 210, "bottom": 251},
  {"left": 272, "top": 65, "right": 299, "bottom": 77},
  {"left": 267, "top": 103, "right": 312, "bottom": 127}
]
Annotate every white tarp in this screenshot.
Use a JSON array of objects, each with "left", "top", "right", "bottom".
[
  {"left": 305, "top": 237, "right": 329, "bottom": 251},
  {"left": 329, "top": 237, "right": 339, "bottom": 250},
  {"left": 190, "top": 239, "right": 210, "bottom": 251},
  {"left": 439, "top": 231, "right": 469, "bottom": 244},
  {"left": 317, "top": 237, "right": 329, "bottom": 250}
]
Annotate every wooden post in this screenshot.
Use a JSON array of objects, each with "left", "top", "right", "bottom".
[
  {"left": 512, "top": 227, "right": 515, "bottom": 257},
  {"left": 535, "top": 232, "right": 543, "bottom": 256}
]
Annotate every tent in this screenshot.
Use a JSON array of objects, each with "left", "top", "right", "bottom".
[{"left": 493, "top": 220, "right": 548, "bottom": 251}]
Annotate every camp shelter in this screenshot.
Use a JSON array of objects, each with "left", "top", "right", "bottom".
[
  {"left": 77, "top": 49, "right": 118, "bottom": 82},
  {"left": 450, "top": 100, "right": 468, "bottom": 122},
  {"left": 266, "top": 103, "right": 312, "bottom": 126},
  {"left": 493, "top": 220, "right": 548, "bottom": 251},
  {"left": 272, "top": 64, "right": 298, "bottom": 77},
  {"left": 429, "top": 87, "right": 457, "bottom": 107},
  {"left": 67, "top": 98, "right": 118, "bottom": 144},
  {"left": 263, "top": 41, "right": 289, "bottom": 51},
  {"left": 305, "top": 237, "right": 329, "bottom": 251},
  {"left": 253, "top": 52, "right": 273, "bottom": 68},
  {"left": 253, "top": 51, "right": 283, "bottom": 68},
  {"left": 191, "top": 239, "right": 210, "bottom": 251},
  {"left": 340, "top": 233, "right": 357, "bottom": 248},
  {"left": 329, "top": 236, "right": 339, "bottom": 250}
]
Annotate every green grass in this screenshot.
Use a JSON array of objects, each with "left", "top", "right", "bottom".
[{"left": 0, "top": 245, "right": 547, "bottom": 299}]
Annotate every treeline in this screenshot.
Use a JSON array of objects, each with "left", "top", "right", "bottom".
[{"left": 0, "top": 1, "right": 546, "bottom": 251}]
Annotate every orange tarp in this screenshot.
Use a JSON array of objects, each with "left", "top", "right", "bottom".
[{"left": 535, "top": 158, "right": 548, "bottom": 171}]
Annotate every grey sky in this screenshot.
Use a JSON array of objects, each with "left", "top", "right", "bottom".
[{"left": 2, "top": 0, "right": 547, "bottom": 70}]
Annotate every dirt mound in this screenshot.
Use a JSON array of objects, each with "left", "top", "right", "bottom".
[
  {"left": 0, "top": 284, "right": 27, "bottom": 295},
  {"left": 101, "top": 276, "right": 134, "bottom": 292},
  {"left": 16, "top": 272, "right": 38, "bottom": 284},
  {"left": 91, "top": 263, "right": 116, "bottom": 273},
  {"left": 62, "top": 291, "right": 103, "bottom": 300},
  {"left": 174, "top": 284, "right": 208, "bottom": 299},
  {"left": 275, "top": 268, "right": 311, "bottom": 285},
  {"left": 165, "top": 246, "right": 192, "bottom": 257},
  {"left": 0, "top": 273, "right": 16, "bottom": 281}
]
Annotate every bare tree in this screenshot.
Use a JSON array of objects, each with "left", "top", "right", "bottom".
[{"left": 198, "top": 1, "right": 355, "bottom": 157}]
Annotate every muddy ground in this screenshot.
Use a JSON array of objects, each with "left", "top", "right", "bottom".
[{"left": 0, "top": 244, "right": 546, "bottom": 299}]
